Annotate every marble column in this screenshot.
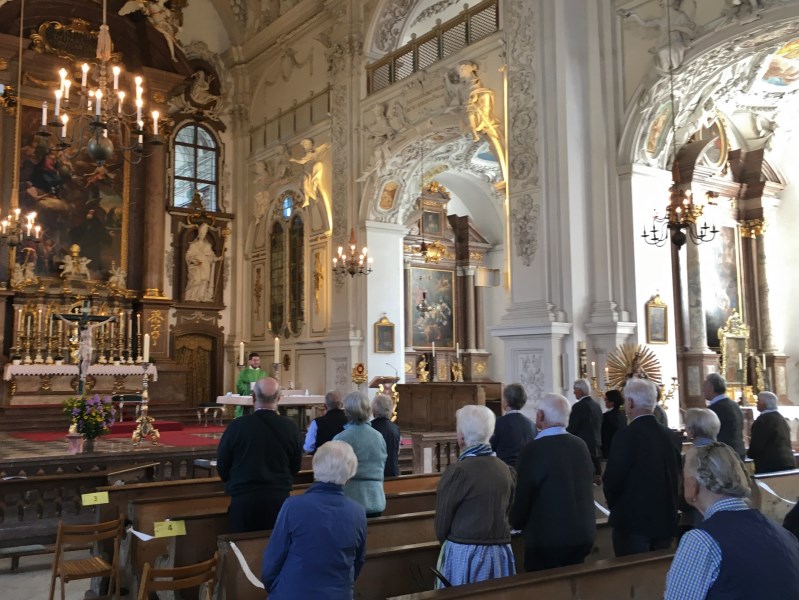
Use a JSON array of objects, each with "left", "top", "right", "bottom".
[
  {"left": 685, "top": 241, "right": 709, "bottom": 352},
  {"left": 755, "top": 234, "right": 775, "bottom": 353},
  {"left": 475, "top": 285, "right": 485, "bottom": 350},
  {"left": 142, "top": 139, "right": 166, "bottom": 297},
  {"left": 461, "top": 267, "right": 477, "bottom": 351}
]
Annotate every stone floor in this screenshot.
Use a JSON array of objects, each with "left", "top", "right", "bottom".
[{"left": 2, "top": 550, "right": 123, "bottom": 600}]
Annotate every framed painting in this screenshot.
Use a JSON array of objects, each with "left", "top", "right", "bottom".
[
  {"left": 422, "top": 211, "right": 442, "bottom": 236},
  {"left": 701, "top": 225, "right": 742, "bottom": 348},
  {"left": 16, "top": 102, "right": 128, "bottom": 279},
  {"left": 410, "top": 266, "right": 455, "bottom": 349},
  {"left": 374, "top": 316, "right": 395, "bottom": 353},
  {"left": 645, "top": 294, "right": 668, "bottom": 344}
]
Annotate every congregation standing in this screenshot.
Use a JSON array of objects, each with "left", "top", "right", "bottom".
[{"left": 215, "top": 373, "right": 799, "bottom": 599}]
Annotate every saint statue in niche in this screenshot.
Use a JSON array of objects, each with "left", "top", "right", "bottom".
[{"left": 185, "top": 223, "right": 222, "bottom": 302}]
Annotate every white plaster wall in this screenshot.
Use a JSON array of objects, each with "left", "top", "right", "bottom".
[{"left": 179, "top": 0, "right": 231, "bottom": 54}]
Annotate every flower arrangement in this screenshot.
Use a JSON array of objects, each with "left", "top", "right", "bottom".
[{"left": 64, "top": 394, "right": 116, "bottom": 440}]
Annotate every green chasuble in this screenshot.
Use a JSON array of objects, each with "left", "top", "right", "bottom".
[{"left": 234, "top": 367, "right": 267, "bottom": 417}]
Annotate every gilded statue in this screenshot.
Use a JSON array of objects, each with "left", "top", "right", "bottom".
[{"left": 417, "top": 356, "right": 430, "bottom": 383}]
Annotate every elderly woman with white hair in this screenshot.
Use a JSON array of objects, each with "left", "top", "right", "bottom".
[
  {"left": 334, "top": 391, "right": 388, "bottom": 516},
  {"left": 665, "top": 442, "right": 799, "bottom": 599},
  {"left": 684, "top": 408, "right": 721, "bottom": 448},
  {"left": 434, "top": 405, "right": 516, "bottom": 588},
  {"left": 261, "top": 441, "right": 367, "bottom": 599},
  {"left": 747, "top": 391, "right": 795, "bottom": 474}
]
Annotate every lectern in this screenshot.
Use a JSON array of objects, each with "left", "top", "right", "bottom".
[{"left": 369, "top": 375, "right": 400, "bottom": 422}]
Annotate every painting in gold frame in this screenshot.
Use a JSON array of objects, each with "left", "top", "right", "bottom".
[
  {"left": 15, "top": 101, "right": 129, "bottom": 279},
  {"left": 410, "top": 266, "right": 455, "bottom": 349},
  {"left": 645, "top": 294, "right": 668, "bottom": 344},
  {"left": 374, "top": 316, "right": 395, "bottom": 353}
]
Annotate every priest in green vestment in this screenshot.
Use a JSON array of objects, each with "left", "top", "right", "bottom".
[{"left": 234, "top": 352, "right": 267, "bottom": 417}]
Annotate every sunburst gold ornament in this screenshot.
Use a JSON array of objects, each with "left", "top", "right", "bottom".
[{"left": 605, "top": 343, "right": 662, "bottom": 390}]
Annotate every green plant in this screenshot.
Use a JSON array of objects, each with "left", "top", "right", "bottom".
[{"left": 63, "top": 394, "right": 116, "bottom": 440}]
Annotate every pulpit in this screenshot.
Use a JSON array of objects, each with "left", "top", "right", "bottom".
[
  {"left": 370, "top": 375, "right": 400, "bottom": 421},
  {"left": 395, "top": 382, "right": 502, "bottom": 431}
]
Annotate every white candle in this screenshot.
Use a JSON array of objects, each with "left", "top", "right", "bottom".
[
  {"left": 61, "top": 114, "right": 68, "bottom": 137},
  {"left": 591, "top": 361, "right": 597, "bottom": 377},
  {"left": 58, "top": 68, "right": 67, "bottom": 91},
  {"left": 63, "top": 79, "right": 71, "bottom": 101},
  {"left": 112, "top": 65, "right": 120, "bottom": 90},
  {"left": 118, "top": 91, "right": 125, "bottom": 114},
  {"left": 41, "top": 101, "right": 47, "bottom": 126},
  {"left": 38, "top": 309, "right": 43, "bottom": 339},
  {"left": 136, "top": 312, "right": 141, "bottom": 335},
  {"left": 152, "top": 110, "right": 159, "bottom": 136},
  {"left": 456, "top": 343, "right": 460, "bottom": 360},
  {"left": 275, "top": 337, "right": 280, "bottom": 360},
  {"left": 127, "top": 313, "right": 132, "bottom": 342},
  {"left": 604, "top": 367, "right": 609, "bottom": 383},
  {"left": 738, "top": 353, "right": 743, "bottom": 371},
  {"left": 136, "top": 98, "right": 142, "bottom": 123},
  {"left": 143, "top": 334, "right": 150, "bottom": 362},
  {"left": 432, "top": 342, "right": 435, "bottom": 358},
  {"left": 95, "top": 90, "right": 102, "bottom": 116},
  {"left": 81, "top": 63, "right": 89, "bottom": 87},
  {"left": 118, "top": 312, "right": 124, "bottom": 338},
  {"left": 239, "top": 342, "right": 245, "bottom": 366},
  {"left": 762, "top": 353, "right": 767, "bottom": 369},
  {"left": 54, "top": 89, "right": 62, "bottom": 116}
]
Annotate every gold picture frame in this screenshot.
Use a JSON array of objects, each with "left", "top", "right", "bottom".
[
  {"left": 645, "top": 294, "right": 668, "bottom": 344},
  {"left": 374, "top": 316, "right": 395, "bottom": 353}
]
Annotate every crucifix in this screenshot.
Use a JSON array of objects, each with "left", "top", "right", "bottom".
[{"left": 54, "top": 302, "right": 115, "bottom": 395}]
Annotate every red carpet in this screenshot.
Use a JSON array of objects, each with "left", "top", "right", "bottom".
[{"left": 10, "top": 425, "right": 225, "bottom": 447}]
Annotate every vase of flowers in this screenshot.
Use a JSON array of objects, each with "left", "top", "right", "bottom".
[{"left": 64, "top": 394, "right": 116, "bottom": 451}]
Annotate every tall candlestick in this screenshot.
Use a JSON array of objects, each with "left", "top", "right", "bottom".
[
  {"left": 591, "top": 361, "right": 596, "bottom": 378},
  {"left": 275, "top": 337, "right": 280, "bottom": 360},
  {"left": 239, "top": 342, "right": 245, "bottom": 366},
  {"left": 143, "top": 334, "right": 150, "bottom": 363}
]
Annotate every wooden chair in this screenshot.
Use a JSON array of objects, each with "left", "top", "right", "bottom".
[
  {"left": 137, "top": 552, "right": 218, "bottom": 600},
  {"left": 49, "top": 515, "right": 124, "bottom": 600}
]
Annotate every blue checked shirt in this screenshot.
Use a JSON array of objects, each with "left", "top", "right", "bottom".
[{"left": 665, "top": 498, "right": 750, "bottom": 600}]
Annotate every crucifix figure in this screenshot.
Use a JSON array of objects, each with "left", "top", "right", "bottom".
[{"left": 54, "top": 303, "right": 115, "bottom": 395}]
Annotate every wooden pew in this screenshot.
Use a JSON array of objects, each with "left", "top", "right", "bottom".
[
  {"left": 386, "top": 550, "right": 674, "bottom": 599},
  {"left": 750, "top": 468, "right": 799, "bottom": 523}
]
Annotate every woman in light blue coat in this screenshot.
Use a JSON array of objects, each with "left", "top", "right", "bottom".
[{"left": 334, "top": 391, "right": 387, "bottom": 516}]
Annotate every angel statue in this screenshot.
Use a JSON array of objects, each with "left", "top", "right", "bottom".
[
  {"left": 618, "top": 0, "right": 697, "bottom": 74},
  {"left": 289, "top": 138, "right": 329, "bottom": 205},
  {"left": 119, "top": 0, "right": 181, "bottom": 62}
]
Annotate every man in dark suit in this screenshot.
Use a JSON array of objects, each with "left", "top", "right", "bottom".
[
  {"left": 510, "top": 393, "right": 596, "bottom": 571},
  {"left": 703, "top": 373, "right": 746, "bottom": 459},
  {"left": 748, "top": 391, "right": 795, "bottom": 474},
  {"left": 303, "top": 391, "right": 347, "bottom": 454},
  {"left": 567, "top": 378, "right": 603, "bottom": 477},
  {"left": 603, "top": 378, "right": 681, "bottom": 557},
  {"left": 490, "top": 383, "right": 535, "bottom": 468}
]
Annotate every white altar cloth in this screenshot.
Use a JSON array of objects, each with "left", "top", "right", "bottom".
[
  {"left": 215, "top": 393, "right": 325, "bottom": 407},
  {"left": 3, "top": 363, "right": 158, "bottom": 381}
]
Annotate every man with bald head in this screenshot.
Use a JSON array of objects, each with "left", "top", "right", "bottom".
[
  {"left": 217, "top": 377, "right": 302, "bottom": 533},
  {"left": 510, "top": 393, "right": 597, "bottom": 571},
  {"left": 748, "top": 391, "right": 795, "bottom": 474}
]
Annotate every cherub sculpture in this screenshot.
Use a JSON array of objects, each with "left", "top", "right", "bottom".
[{"left": 119, "top": 0, "right": 181, "bottom": 62}]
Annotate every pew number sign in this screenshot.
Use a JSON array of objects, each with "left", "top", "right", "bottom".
[
  {"left": 81, "top": 491, "right": 110, "bottom": 506},
  {"left": 154, "top": 520, "right": 187, "bottom": 538}
]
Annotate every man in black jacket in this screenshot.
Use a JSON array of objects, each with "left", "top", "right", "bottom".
[
  {"left": 371, "top": 393, "right": 401, "bottom": 477},
  {"left": 567, "top": 378, "right": 603, "bottom": 478},
  {"left": 703, "top": 373, "right": 746, "bottom": 459},
  {"left": 217, "top": 377, "right": 302, "bottom": 533},
  {"left": 603, "top": 378, "right": 681, "bottom": 557},
  {"left": 303, "top": 391, "right": 347, "bottom": 454},
  {"left": 510, "top": 393, "right": 596, "bottom": 571},
  {"left": 748, "top": 391, "right": 795, "bottom": 474},
  {"left": 490, "top": 383, "right": 535, "bottom": 468}
]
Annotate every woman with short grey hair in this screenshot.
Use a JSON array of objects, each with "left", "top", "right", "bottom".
[
  {"left": 371, "top": 394, "right": 401, "bottom": 477},
  {"left": 684, "top": 408, "right": 721, "bottom": 447},
  {"left": 666, "top": 443, "right": 799, "bottom": 599},
  {"left": 435, "top": 405, "right": 516, "bottom": 588},
  {"left": 262, "top": 441, "right": 367, "bottom": 598},
  {"left": 334, "top": 392, "right": 388, "bottom": 516}
]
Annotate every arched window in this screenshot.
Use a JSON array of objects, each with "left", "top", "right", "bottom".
[
  {"left": 172, "top": 124, "right": 220, "bottom": 211},
  {"left": 269, "top": 191, "right": 304, "bottom": 337}
]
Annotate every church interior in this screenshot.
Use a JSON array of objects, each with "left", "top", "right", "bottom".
[{"left": 1, "top": 0, "right": 799, "bottom": 597}]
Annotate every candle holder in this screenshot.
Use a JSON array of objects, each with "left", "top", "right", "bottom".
[
  {"left": 590, "top": 376, "right": 605, "bottom": 399},
  {"left": 430, "top": 354, "right": 438, "bottom": 382},
  {"left": 132, "top": 362, "right": 160, "bottom": 446},
  {"left": 136, "top": 331, "right": 143, "bottom": 364},
  {"left": 271, "top": 362, "right": 281, "bottom": 384}
]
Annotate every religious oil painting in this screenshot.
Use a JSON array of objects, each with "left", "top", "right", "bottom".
[
  {"left": 700, "top": 226, "right": 742, "bottom": 349},
  {"left": 645, "top": 295, "right": 668, "bottom": 344},
  {"left": 410, "top": 266, "right": 455, "bottom": 349},
  {"left": 374, "top": 316, "right": 395, "bottom": 353},
  {"left": 17, "top": 103, "right": 128, "bottom": 279},
  {"left": 422, "top": 211, "right": 442, "bottom": 236}
]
